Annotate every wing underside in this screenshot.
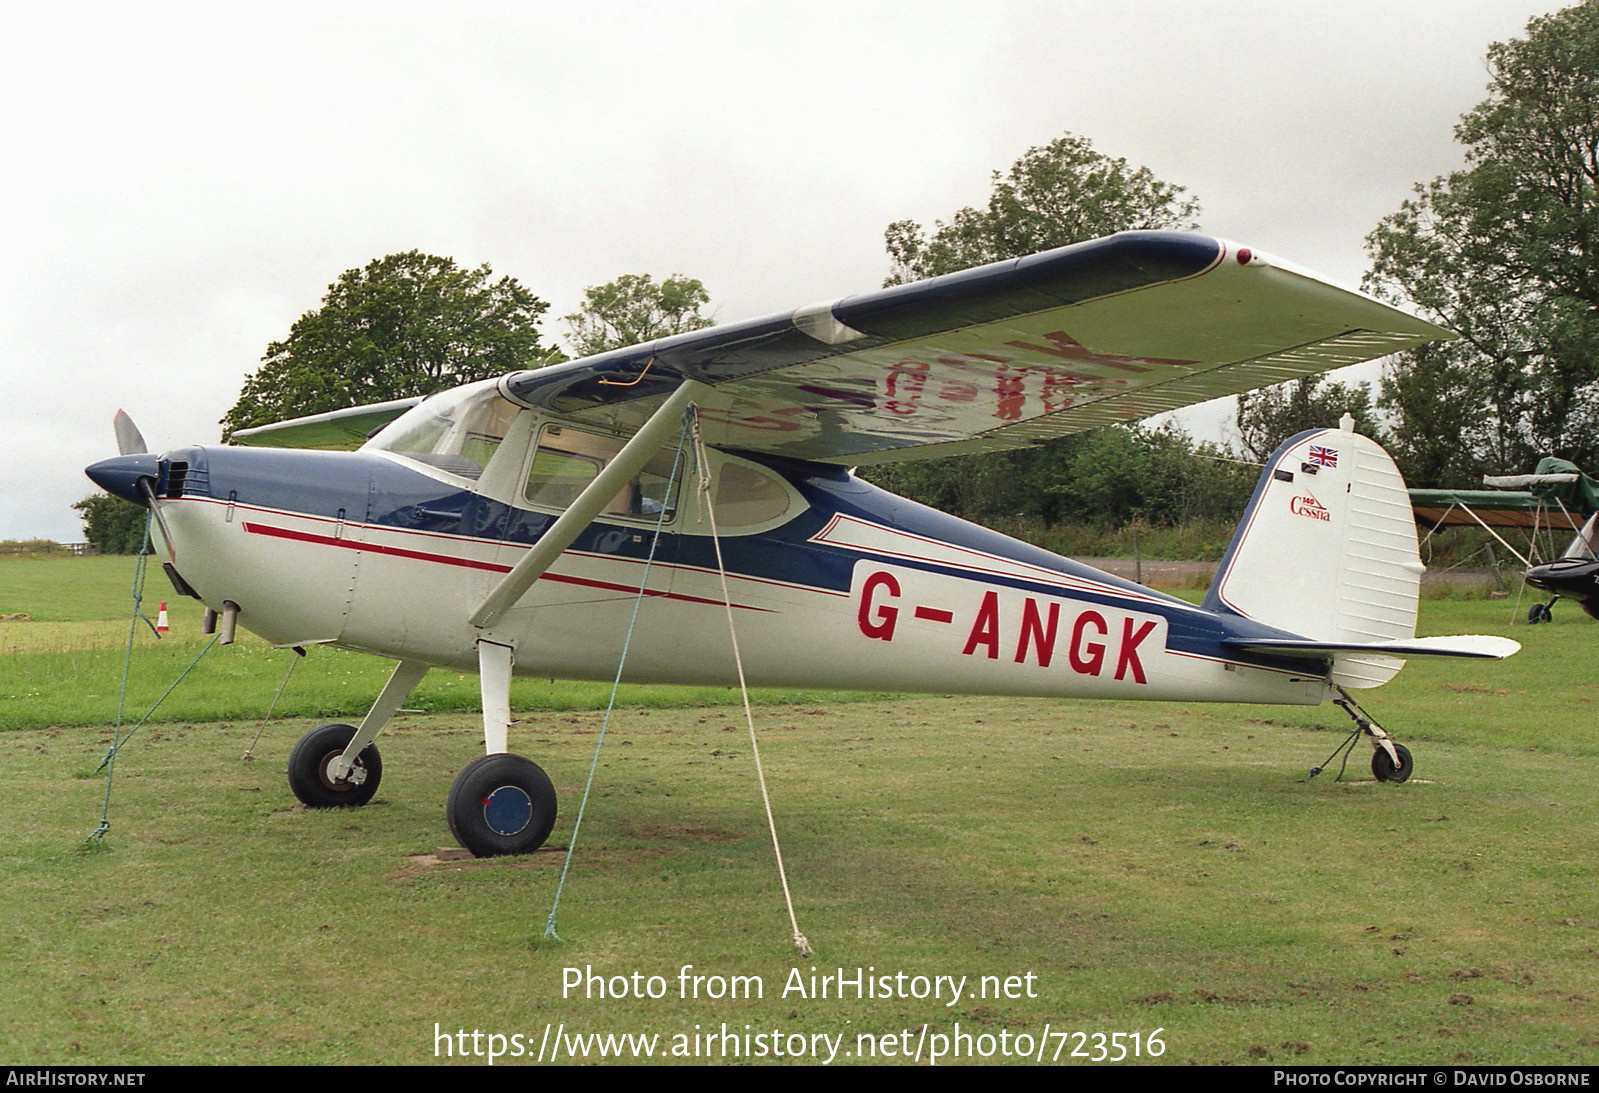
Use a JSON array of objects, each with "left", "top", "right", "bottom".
[
  {"left": 501, "top": 232, "right": 1453, "bottom": 465},
  {"left": 230, "top": 232, "right": 1452, "bottom": 461},
  {"left": 230, "top": 397, "right": 424, "bottom": 450}
]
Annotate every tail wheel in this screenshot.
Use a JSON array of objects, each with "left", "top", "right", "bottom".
[
  {"left": 447, "top": 754, "right": 557, "bottom": 857},
  {"left": 288, "top": 723, "right": 382, "bottom": 807},
  {"left": 1371, "top": 742, "right": 1414, "bottom": 783}
]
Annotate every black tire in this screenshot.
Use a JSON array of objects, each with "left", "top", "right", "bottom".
[
  {"left": 1371, "top": 742, "right": 1414, "bottom": 783},
  {"left": 447, "top": 754, "right": 558, "bottom": 857},
  {"left": 1528, "top": 602, "right": 1553, "bottom": 624},
  {"left": 287, "top": 723, "right": 382, "bottom": 808}
]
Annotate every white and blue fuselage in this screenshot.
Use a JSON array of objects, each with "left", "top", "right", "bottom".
[{"left": 112, "top": 434, "right": 1330, "bottom": 708}]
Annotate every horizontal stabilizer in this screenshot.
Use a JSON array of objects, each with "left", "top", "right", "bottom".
[{"left": 1224, "top": 635, "right": 1520, "bottom": 661}]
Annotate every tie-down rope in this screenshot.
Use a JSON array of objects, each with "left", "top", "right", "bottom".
[
  {"left": 690, "top": 410, "right": 811, "bottom": 958},
  {"left": 85, "top": 514, "right": 219, "bottom": 845}
]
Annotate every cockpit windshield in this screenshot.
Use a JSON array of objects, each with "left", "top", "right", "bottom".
[{"left": 362, "top": 379, "right": 519, "bottom": 481}]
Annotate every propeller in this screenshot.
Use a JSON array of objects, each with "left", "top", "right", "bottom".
[
  {"left": 113, "top": 409, "right": 148, "bottom": 456},
  {"left": 90, "top": 411, "right": 175, "bottom": 562}
]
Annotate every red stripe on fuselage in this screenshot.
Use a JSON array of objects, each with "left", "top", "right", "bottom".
[{"left": 240, "top": 521, "right": 772, "bottom": 612}]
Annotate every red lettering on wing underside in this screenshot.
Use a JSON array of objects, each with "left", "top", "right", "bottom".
[
  {"left": 994, "top": 371, "right": 1026, "bottom": 422},
  {"left": 1004, "top": 330, "right": 1197, "bottom": 373},
  {"left": 884, "top": 361, "right": 928, "bottom": 415}
]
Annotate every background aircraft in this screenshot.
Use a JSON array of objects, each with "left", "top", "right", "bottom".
[
  {"left": 1410, "top": 458, "right": 1599, "bottom": 621},
  {"left": 86, "top": 231, "right": 1517, "bottom": 858}
]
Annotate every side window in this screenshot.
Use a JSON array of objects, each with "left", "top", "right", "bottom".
[
  {"left": 523, "top": 424, "right": 684, "bottom": 520},
  {"left": 712, "top": 463, "right": 793, "bottom": 527},
  {"left": 524, "top": 446, "right": 602, "bottom": 509}
]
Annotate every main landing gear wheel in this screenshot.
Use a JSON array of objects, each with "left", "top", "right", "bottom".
[
  {"left": 287, "top": 723, "right": 382, "bottom": 808},
  {"left": 1371, "top": 742, "right": 1414, "bottom": 783},
  {"left": 446, "top": 754, "right": 557, "bottom": 858}
]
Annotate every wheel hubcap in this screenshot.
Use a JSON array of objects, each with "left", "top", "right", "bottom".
[
  {"left": 482, "top": 786, "right": 534, "bottom": 836},
  {"left": 317, "top": 750, "right": 363, "bottom": 792}
]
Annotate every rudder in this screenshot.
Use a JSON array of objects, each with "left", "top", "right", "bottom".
[{"left": 1204, "top": 418, "right": 1424, "bottom": 688}]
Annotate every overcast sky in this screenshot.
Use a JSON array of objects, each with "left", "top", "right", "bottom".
[{"left": 1, "top": 0, "right": 1569, "bottom": 541}]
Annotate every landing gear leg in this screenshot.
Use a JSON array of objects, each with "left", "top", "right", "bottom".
[
  {"left": 1302, "top": 687, "right": 1414, "bottom": 783},
  {"left": 287, "top": 659, "right": 428, "bottom": 807},
  {"left": 444, "top": 640, "right": 558, "bottom": 857},
  {"left": 334, "top": 659, "right": 429, "bottom": 782}
]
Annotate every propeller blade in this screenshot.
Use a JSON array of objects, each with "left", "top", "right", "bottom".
[
  {"left": 138, "top": 479, "right": 178, "bottom": 564},
  {"left": 113, "top": 410, "right": 148, "bottom": 456}
]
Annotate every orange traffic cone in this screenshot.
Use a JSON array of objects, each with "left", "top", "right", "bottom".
[{"left": 156, "top": 602, "right": 169, "bottom": 633}]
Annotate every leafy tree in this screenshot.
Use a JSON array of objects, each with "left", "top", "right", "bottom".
[
  {"left": 73, "top": 494, "right": 149, "bottom": 554},
  {"left": 222, "top": 252, "right": 562, "bottom": 439},
  {"left": 883, "top": 133, "right": 1201, "bottom": 285},
  {"left": 1363, "top": 1, "right": 1599, "bottom": 485},
  {"left": 563, "top": 273, "right": 714, "bottom": 357},
  {"left": 1234, "top": 376, "right": 1379, "bottom": 463},
  {"left": 1027, "top": 425, "right": 1253, "bottom": 527},
  {"left": 868, "top": 424, "right": 1251, "bottom": 529},
  {"left": 864, "top": 133, "right": 1220, "bottom": 532}
]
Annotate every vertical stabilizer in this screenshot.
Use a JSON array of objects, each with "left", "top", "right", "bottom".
[{"left": 1204, "top": 419, "right": 1424, "bottom": 688}]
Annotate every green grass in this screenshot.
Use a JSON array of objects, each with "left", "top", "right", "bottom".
[
  {"left": 0, "top": 557, "right": 882, "bottom": 732},
  {"left": 3, "top": 555, "right": 1598, "bottom": 1065}
]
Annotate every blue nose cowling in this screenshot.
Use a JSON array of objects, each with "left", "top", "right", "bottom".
[{"left": 85, "top": 453, "right": 159, "bottom": 506}]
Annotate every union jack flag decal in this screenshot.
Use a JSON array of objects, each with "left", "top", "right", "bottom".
[{"left": 1308, "top": 445, "right": 1338, "bottom": 467}]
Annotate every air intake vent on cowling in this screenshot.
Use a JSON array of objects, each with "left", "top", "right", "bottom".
[{"left": 164, "top": 462, "right": 188, "bottom": 498}]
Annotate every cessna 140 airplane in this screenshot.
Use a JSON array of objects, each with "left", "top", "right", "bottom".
[{"left": 85, "top": 231, "right": 1518, "bottom": 858}]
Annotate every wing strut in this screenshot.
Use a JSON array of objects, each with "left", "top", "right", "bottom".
[{"left": 468, "top": 380, "right": 712, "bottom": 630}]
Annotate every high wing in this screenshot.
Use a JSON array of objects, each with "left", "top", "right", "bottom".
[
  {"left": 499, "top": 231, "right": 1453, "bottom": 464},
  {"left": 230, "top": 397, "right": 423, "bottom": 450}
]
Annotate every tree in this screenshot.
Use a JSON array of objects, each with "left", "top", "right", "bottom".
[
  {"left": 864, "top": 133, "right": 1214, "bottom": 530},
  {"left": 563, "top": 273, "right": 713, "bottom": 357},
  {"left": 1029, "top": 424, "right": 1253, "bottom": 527},
  {"left": 864, "top": 423, "right": 1252, "bottom": 529},
  {"left": 73, "top": 494, "right": 149, "bottom": 554},
  {"left": 1363, "top": 1, "right": 1599, "bottom": 485},
  {"left": 883, "top": 133, "right": 1201, "bottom": 285},
  {"left": 221, "top": 252, "right": 562, "bottom": 438},
  {"left": 1234, "top": 376, "right": 1379, "bottom": 464}
]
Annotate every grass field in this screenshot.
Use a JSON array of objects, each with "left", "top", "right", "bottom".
[
  {"left": 0, "top": 556, "right": 882, "bottom": 732},
  {"left": 2, "top": 556, "right": 1597, "bottom": 1066}
]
